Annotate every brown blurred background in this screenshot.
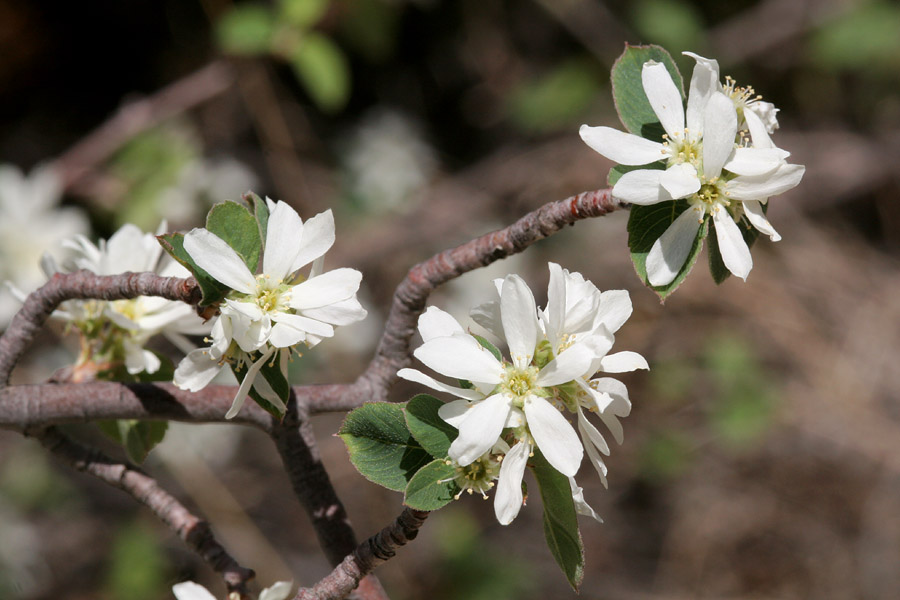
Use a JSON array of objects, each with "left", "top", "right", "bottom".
[{"left": 1, "top": 0, "right": 899, "bottom": 598}]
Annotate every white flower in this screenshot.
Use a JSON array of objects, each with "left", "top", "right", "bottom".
[
  {"left": 579, "top": 52, "right": 804, "bottom": 286},
  {"left": 644, "top": 92, "right": 804, "bottom": 285},
  {"left": 172, "top": 580, "right": 292, "bottom": 600},
  {"left": 0, "top": 164, "right": 89, "bottom": 328},
  {"left": 174, "top": 199, "right": 366, "bottom": 418},
  {"left": 399, "top": 264, "right": 647, "bottom": 525}
]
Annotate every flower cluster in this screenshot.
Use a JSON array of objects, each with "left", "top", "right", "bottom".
[
  {"left": 10, "top": 221, "right": 208, "bottom": 377},
  {"left": 173, "top": 199, "right": 367, "bottom": 418},
  {"left": 580, "top": 52, "right": 805, "bottom": 285},
  {"left": 399, "top": 263, "right": 646, "bottom": 524},
  {"left": 173, "top": 580, "right": 292, "bottom": 600}
]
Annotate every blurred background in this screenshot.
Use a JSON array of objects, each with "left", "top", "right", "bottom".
[{"left": 1, "top": 0, "right": 899, "bottom": 598}]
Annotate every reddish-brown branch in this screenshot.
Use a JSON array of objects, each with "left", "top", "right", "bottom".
[
  {"left": 0, "top": 382, "right": 272, "bottom": 433},
  {"left": 294, "top": 509, "right": 429, "bottom": 600},
  {"left": 0, "top": 271, "right": 200, "bottom": 386},
  {"left": 36, "top": 427, "right": 255, "bottom": 597}
]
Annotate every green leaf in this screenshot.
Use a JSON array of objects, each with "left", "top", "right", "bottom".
[
  {"left": 472, "top": 335, "right": 502, "bottom": 362},
  {"left": 156, "top": 232, "right": 229, "bottom": 306},
  {"left": 206, "top": 200, "right": 263, "bottom": 273},
  {"left": 404, "top": 394, "right": 458, "bottom": 458},
  {"left": 98, "top": 420, "right": 168, "bottom": 464},
  {"left": 627, "top": 200, "right": 708, "bottom": 300},
  {"left": 531, "top": 449, "right": 584, "bottom": 591},
  {"left": 404, "top": 458, "right": 459, "bottom": 510},
  {"left": 290, "top": 32, "right": 351, "bottom": 113},
  {"left": 611, "top": 44, "right": 684, "bottom": 142},
  {"left": 243, "top": 191, "right": 269, "bottom": 247},
  {"left": 216, "top": 5, "right": 276, "bottom": 56},
  {"left": 708, "top": 214, "right": 762, "bottom": 284},
  {"left": 278, "top": 0, "right": 329, "bottom": 28},
  {"left": 339, "top": 402, "right": 432, "bottom": 492}
]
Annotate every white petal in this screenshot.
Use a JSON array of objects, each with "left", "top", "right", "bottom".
[
  {"left": 174, "top": 348, "right": 223, "bottom": 392},
  {"left": 642, "top": 61, "right": 685, "bottom": 137},
  {"left": 397, "top": 368, "right": 483, "bottom": 401},
  {"left": 289, "top": 268, "right": 362, "bottom": 309},
  {"left": 299, "top": 297, "right": 367, "bottom": 326},
  {"left": 414, "top": 336, "right": 503, "bottom": 384},
  {"left": 494, "top": 441, "right": 531, "bottom": 525},
  {"left": 749, "top": 101, "right": 779, "bottom": 134},
  {"left": 598, "top": 412, "right": 625, "bottom": 445},
  {"left": 578, "top": 125, "right": 665, "bottom": 165},
  {"left": 226, "top": 347, "right": 275, "bottom": 419},
  {"left": 470, "top": 300, "right": 503, "bottom": 341},
  {"left": 743, "top": 199, "right": 781, "bottom": 241},
  {"left": 659, "top": 163, "right": 701, "bottom": 198},
  {"left": 272, "top": 311, "right": 334, "bottom": 338},
  {"left": 725, "top": 163, "right": 805, "bottom": 200},
  {"left": 224, "top": 298, "right": 264, "bottom": 321},
  {"left": 259, "top": 581, "right": 294, "bottom": 600},
  {"left": 252, "top": 371, "right": 287, "bottom": 414},
  {"left": 712, "top": 208, "right": 753, "bottom": 281},
  {"left": 724, "top": 147, "right": 789, "bottom": 177},
  {"left": 263, "top": 200, "right": 304, "bottom": 280},
  {"left": 418, "top": 306, "right": 466, "bottom": 342},
  {"left": 448, "top": 394, "right": 511, "bottom": 465},
  {"left": 172, "top": 581, "right": 218, "bottom": 600},
  {"left": 183, "top": 228, "right": 255, "bottom": 294},
  {"left": 744, "top": 108, "right": 774, "bottom": 148},
  {"left": 267, "top": 321, "right": 307, "bottom": 347},
  {"left": 684, "top": 52, "right": 721, "bottom": 133},
  {"left": 582, "top": 434, "right": 609, "bottom": 488},
  {"left": 702, "top": 92, "right": 738, "bottom": 179},
  {"left": 536, "top": 342, "right": 595, "bottom": 386},
  {"left": 577, "top": 409, "right": 610, "bottom": 456},
  {"left": 545, "top": 262, "right": 566, "bottom": 347},
  {"left": 598, "top": 351, "right": 649, "bottom": 373},
  {"left": 577, "top": 378, "right": 614, "bottom": 413},
  {"left": 291, "top": 209, "right": 335, "bottom": 272},
  {"left": 437, "top": 398, "right": 475, "bottom": 427},
  {"left": 593, "top": 290, "right": 632, "bottom": 334},
  {"left": 646, "top": 208, "right": 704, "bottom": 286},
  {"left": 523, "top": 395, "right": 583, "bottom": 477},
  {"left": 500, "top": 275, "right": 538, "bottom": 368},
  {"left": 612, "top": 169, "right": 677, "bottom": 205},
  {"left": 590, "top": 378, "right": 632, "bottom": 417},
  {"left": 569, "top": 477, "right": 603, "bottom": 521}
]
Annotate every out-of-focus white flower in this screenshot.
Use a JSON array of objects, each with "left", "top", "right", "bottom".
[
  {"left": 174, "top": 199, "right": 366, "bottom": 418},
  {"left": 172, "top": 580, "right": 293, "bottom": 600},
  {"left": 399, "top": 264, "right": 646, "bottom": 525},
  {"left": 344, "top": 109, "right": 437, "bottom": 212},
  {"left": 0, "top": 164, "right": 89, "bottom": 328}
]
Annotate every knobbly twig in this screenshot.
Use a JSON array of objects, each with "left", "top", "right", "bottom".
[
  {"left": 36, "top": 426, "right": 255, "bottom": 598},
  {"left": 0, "top": 187, "right": 621, "bottom": 599}
]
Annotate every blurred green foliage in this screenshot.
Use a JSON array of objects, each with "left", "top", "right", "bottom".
[
  {"left": 810, "top": 0, "right": 900, "bottom": 74},
  {"left": 104, "top": 520, "right": 168, "bottom": 600},
  {"left": 631, "top": 0, "right": 705, "bottom": 55},
  {"left": 429, "top": 509, "right": 534, "bottom": 600},
  {"left": 508, "top": 60, "right": 602, "bottom": 133},
  {"left": 216, "top": 0, "right": 351, "bottom": 112},
  {"left": 0, "top": 442, "right": 80, "bottom": 513}
]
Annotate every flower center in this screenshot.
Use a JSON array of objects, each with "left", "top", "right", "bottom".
[
  {"left": 449, "top": 454, "right": 502, "bottom": 500},
  {"left": 723, "top": 75, "right": 761, "bottom": 108},
  {"left": 253, "top": 275, "right": 291, "bottom": 313},
  {"left": 501, "top": 365, "right": 539, "bottom": 401},
  {"left": 663, "top": 130, "right": 701, "bottom": 167}
]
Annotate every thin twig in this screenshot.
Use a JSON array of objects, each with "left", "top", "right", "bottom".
[
  {"left": 295, "top": 509, "right": 429, "bottom": 600},
  {"left": 270, "top": 393, "right": 391, "bottom": 599},
  {"left": 51, "top": 60, "right": 234, "bottom": 191},
  {"left": 36, "top": 427, "right": 255, "bottom": 597},
  {"left": 0, "top": 271, "right": 200, "bottom": 386}
]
